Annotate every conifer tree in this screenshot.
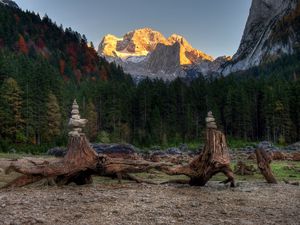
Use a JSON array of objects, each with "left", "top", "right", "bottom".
[
  {"left": 86, "top": 100, "right": 97, "bottom": 141},
  {"left": 0, "top": 78, "right": 24, "bottom": 142},
  {"left": 46, "top": 92, "right": 61, "bottom": 142}
]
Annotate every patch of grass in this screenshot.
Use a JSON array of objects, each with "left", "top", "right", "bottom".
[
  {"left": 227, "top": 138, "right": 257, "bottom": 149},
  {"left": 0, "top": 152, "right": 46, "bottom": 159},
  {"left": 271, "top": 161, "right": 300, "bottom": 181}
]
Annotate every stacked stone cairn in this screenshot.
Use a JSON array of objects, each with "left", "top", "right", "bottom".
[
  {"left": 68, "top": 99, "right": 88, "bottom": 137},
  {"left": 205, "top": 111, "right": 217, "bottom": 129}
]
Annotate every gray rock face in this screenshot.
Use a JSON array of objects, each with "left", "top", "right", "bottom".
[
  {"left": 145, "top": 42, "right": 186, "bottom": 78},
  {"left": 0, "top": 0, "right": 19, "bottom": 8},
  {"left": 222, "top": 0, "right": 299, "bottom": 75}
]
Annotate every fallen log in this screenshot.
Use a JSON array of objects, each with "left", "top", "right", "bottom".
[
  {"left": 255, "top": 148, "right": 277, "bottom": 184},
  {"left": 162, "top": 112, "right": 235, "bottom": 187},
  {"left": 3, "top": 135, "right": 169, "bottom": 188},
  {"left": 2, "top": 100, "right": 168, "bottom": 188}
]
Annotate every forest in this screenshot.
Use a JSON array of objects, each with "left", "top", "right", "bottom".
[{"left": 0, "top": 3, "right": 300, "bottom": 153}]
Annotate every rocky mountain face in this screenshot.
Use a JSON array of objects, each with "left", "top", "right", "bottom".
[
  {"left": 222, "top": 0, "right": 300, "bottom": 75},
  {"left": 0, "top": 0, "right": 18, "bottom": 8},
  {"left": 98, "top": 28, "right": 222, "bottom": 80},
  {"left": 99, "top": 0, "right": 300, "bottom": 80}
]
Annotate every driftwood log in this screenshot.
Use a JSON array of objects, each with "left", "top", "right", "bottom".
[
  {"left": 3, "top": 135, "right": 168, "bottom": 188},
  {"left": 162, "top": 128, "right": 235, "bottom": 187},
  {"left": 255, "top": 148, "right": 277, "bottom": 184},
  {"left": 3, "top": 99, "right": 171, "bottom": 188}
]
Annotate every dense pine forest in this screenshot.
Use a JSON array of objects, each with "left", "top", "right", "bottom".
[{"left": 0, "top": 4, "right": 300, "bottom": 153}]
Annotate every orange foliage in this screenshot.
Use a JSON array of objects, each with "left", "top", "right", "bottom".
[
  {"left": 18, "top": 35, "right": 28, "bottom": 54},
  {"left": 36, "top": 38, "right": 45, "bottom": 49},
  {"left": 99, "top": 66, "right": 108, "bottom": 81},
  {"left": 66, "top": 43, "right": 78, "bottom": 70},
  {"left": 59, "top": 59, "right": 66, "bottom": 75}
]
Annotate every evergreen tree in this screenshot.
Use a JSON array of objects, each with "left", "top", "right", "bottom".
[
  {"left": 0, "top": 78, "right": 24, "bottom": 142},
  {"left": 86, "top": 100, "right": 97, "bottom": 141},
  {"left": 46, "top": 92, "right": 61, "bottom": 142}
]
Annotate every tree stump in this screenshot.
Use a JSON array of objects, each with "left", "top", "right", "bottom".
[
  {"left": 255, "top": 148, "right": 277, "bottom": 184},
  {"left": 162, "top": 112, "right": 235, "bottom": 187}
]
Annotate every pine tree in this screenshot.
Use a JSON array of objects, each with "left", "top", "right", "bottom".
[
  {"left": 46, "top": 92, "right": 61, "bottom": 142},
  {"left": 0, "top": 78, "right": 24, "bottom": 142},
  {"left": 86, "top": 100, "right": 97, "bottom": 141}
]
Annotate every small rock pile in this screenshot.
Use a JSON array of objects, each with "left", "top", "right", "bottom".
[
  {"left": 68, "top": 99, "right": 88, "bottom": 137},
  {"left": 206, "top": 111, "right": 217, "bottom": 129}
]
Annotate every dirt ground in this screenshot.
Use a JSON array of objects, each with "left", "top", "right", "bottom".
[{"left": 0, "top": 181, "right": 299, "bottom": 225}]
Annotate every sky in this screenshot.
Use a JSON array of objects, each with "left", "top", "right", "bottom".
[{"left": 13, "top": 0, "right": 252, "bottom": 58}]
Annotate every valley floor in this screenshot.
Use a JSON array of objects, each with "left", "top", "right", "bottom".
[{"left": 0, "top": 181, "right": 299, "bottom": 225}]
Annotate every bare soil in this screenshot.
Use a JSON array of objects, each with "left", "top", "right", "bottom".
[{"left": 0, "top": 181, "right": 299, "bottom": 225}]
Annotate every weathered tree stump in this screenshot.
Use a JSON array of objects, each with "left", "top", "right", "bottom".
[
  {"left": 162, "top": 112, "right": 235, "bottom": 187},
  {"left": 255, "top": 148, "right": 277, "bottom": 184}
]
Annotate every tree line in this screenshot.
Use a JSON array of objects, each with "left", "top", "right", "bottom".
[{"left": 0, "top": 50, "right": 299, "bottom": 151}]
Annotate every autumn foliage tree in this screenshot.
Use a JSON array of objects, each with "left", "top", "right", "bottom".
[
  {"left": 17, "top": 35, "right": 28, "bottom": 54},
  {"left": 0, "top": 78, "right": 24, "bottom": 142}
]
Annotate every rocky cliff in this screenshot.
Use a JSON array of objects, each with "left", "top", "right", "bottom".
[
  {"left": 222, "top": 0, "right": 299, "bottom": 75},
  {"left": 0, "top": 0, "right": 18, "bottom": 8},
  {"left": 98, "top": 28, "right": 215, "bottom": 80}
]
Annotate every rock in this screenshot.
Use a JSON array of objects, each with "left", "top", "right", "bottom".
[
  {"left": 165, "top": 147, "right": 182, "bottom": 155},
  {"left": 284, "top": 142, "right": 300, "bottom": 151},
  {"left": 68, "top": 99, "right": 88, "bottom": 137},
  {"left": 222, "top": 0, "right": 299, "bottom": 75},
  {"left": 257, "top": 141, "right": 274, "bottom": 149},
  {"left": 206, "top": 111, "right": 217, "bottom": 129},
  {"left": 179, "top": 144, "right": 189, "bottom": 152},
  {"left": 91, "top": 143, "right": 139, "bottom": 159},
  {"left": 47, "top": 147, "right": 67, "bottom": 157}
]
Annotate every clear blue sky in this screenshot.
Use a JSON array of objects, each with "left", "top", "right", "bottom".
[{"left": 14, "top": 0, "right": 252, "bottom": 58}]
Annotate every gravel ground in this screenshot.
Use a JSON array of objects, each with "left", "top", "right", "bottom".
[{"left": 0, "top": 182, "right": 299, "bottom": 225}]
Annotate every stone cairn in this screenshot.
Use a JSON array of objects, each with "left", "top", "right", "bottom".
[
  {"left": 205, "top": 111, "right": 217, "bottom": 129},
  {"left": 68, "top": 99, "right": 88, "bottom": 137}
]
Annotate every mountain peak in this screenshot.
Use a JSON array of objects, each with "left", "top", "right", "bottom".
[
  {"left": 98, "top": 27, "right": 216, "bottom": 80},
  {"left": 99, "top": 27, "right": 168, "bottom": 58},
  {"left": 0, "top": 0, "right": 19, "bottom": 8},
  {"left": 99, "top": 27, "right": 213, "bottom": 62}
]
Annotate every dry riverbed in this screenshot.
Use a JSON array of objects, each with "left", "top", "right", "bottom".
[{"left": 0, "top": 181, "right": 299, "bottom": 225}]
